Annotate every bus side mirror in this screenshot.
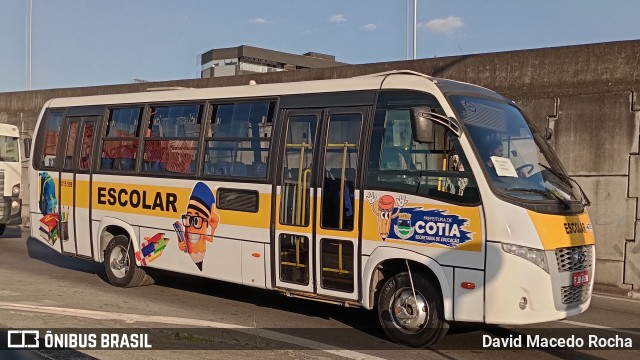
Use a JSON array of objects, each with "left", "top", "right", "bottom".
[
  {"left": 410, "top": 106, "right": 462, "bottom": 143},
  {"left": 411, "top": 107, "right": 435, "bottom": 143},
  {"left": 23, "top": 138, "right": 31, "bottom": 159}
]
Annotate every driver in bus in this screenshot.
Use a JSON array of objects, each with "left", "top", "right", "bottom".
[{"left": 485, "top": 140, "right": 531, "bottom": 178}]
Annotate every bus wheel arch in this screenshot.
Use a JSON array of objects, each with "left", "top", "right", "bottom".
[
  {"left": 98, "top": 220, "right": 153, "bottom": 288},
  {"left": 97, "top": 219, "right": 139, "bottom": 263},
  {"left": 362, "top": 250, "right": 452, "bottom": 347}
]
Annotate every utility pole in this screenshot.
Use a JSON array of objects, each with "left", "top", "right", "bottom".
[
  {"left": 26, "top": 0, "right": 32, "bottom": 90},
  {"left": 406, "top": 0, "right": 409, "bottom": 60},
  {"left": 413, "top": 0, "right": 417, "bottom": 60}
]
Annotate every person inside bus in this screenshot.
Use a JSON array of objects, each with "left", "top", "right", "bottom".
[
  {"left": 381, "top": 146, "right": 410, "bottom": 171},
  {"left": 484, "top": 140, "right": 504, "bottom": 178},
  {"left": 484, "top": 141, "right": 530, "bottom": 179},
  {"left": 445, "top": 147, "right": 468, "bottom": 196}
]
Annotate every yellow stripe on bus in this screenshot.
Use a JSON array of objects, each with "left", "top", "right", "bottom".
[
  {"left": 60, "top": 180, "right": 271, "bottom": 229},
  {"left": 528, "top": 210, "right": 595, "bottom": 250}
]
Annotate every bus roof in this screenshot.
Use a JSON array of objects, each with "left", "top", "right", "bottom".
[{"left": 44, "top": 70, "right": 506, "bottom": 108}]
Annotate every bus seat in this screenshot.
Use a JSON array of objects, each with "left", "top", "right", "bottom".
[
  {"left": 209, "top": 161, "right": 230, "bottom": 176},
  {"left": 250, "top": 162, "right": 267, "bottom": 178},
  {"left": 101, "top": 158, "right": 114, "bottom": 170},
  {"left": 203, "top": 161, "right": 213, "bottom": 175},
  {"left": 330, "top": 168, "right": 356, "bottom": 181},
  {"left": 288, "top": 168, "right": 300, "bottom": 181},
  {"left": 231, "top": 162, "right": 247, "bottom": 176},
  {"left": 64, "top": 156, "right": 74, "bottom": 169},
  {"left": 144, "top": 161, "right": 162, "bottom": 172},
  {"left": 117, "top": 158, "right": 135, "bottom": 171}
]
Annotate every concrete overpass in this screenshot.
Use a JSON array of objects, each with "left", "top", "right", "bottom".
[{"left": 1, "top": 40, "right": 638, "bottom": 291}]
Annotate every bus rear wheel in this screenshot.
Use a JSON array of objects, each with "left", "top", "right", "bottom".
[
  {"left": 377, "top": 271, "right": 448, "bottom": 347},
  {"left": 104, "top": 235, "right": 153, "bottom": 288}
]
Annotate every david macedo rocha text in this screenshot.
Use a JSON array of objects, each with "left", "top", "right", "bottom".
[{"left": 483, "top": 334, "right": 633, "bottom": 349}]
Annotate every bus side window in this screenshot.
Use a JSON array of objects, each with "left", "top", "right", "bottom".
[
  {"left": 366, "top": 91, "right": 479, "bottom": 204},
  {"left": 203, "top": 101, "right": 274, "bottom": 179},
  {"left": 100, "top": 107, "right": 142, "bottom": 172},
  {"left": 321, "top": 112, "right": 362, "bottom": 231},
  {"left": 36, "top": 110, "right": 64, "bottom": 169},
  {"left": 142, "top": 104, "right": 202, "bottom": 176}
]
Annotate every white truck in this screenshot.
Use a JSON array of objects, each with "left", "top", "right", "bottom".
[{"left": 0, "top": 123, "right": 23, "bottom": 235}]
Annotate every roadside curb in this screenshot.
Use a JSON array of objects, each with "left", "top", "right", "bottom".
[{"left": 593, "top": 284, "right": 640, "bottom": 300}]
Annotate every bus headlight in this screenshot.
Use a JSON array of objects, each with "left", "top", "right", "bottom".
[
  {"left": 12, "top": 184, "right": 20, "bottom": 197},
  {"left": 501, "top": 243, "right": 549, "bottom": 273}
]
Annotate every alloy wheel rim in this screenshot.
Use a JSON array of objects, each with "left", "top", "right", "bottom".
[
  {"left": 388, "top": 288, "right": 429, "bottom": 334},
  {"left": 109, "top": 245, "right": 130, "bottom": 278}
]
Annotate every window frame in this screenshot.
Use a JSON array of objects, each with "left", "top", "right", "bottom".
[
  {"left": 34, "top": 109, "right": 66, "bottom": 171},
  {"left": 139, "top": 102, "right": 205, "bottom": 177},
  {"left": 319, "top": 110, "right": 365, "bottom": 232},
  {"left": 201, "top": 99, "right": 277, "bottom": 182},
  {"left": 365, "top": 90, "right": 481, "bottom": 206},
  {"left": 98, "top": 105, "right": 145, "bottom": 174}
]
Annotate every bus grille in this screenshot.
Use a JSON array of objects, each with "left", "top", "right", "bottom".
[
  {"left": 555, "top": 245, "right": 593, "bottom": 272},
  {"left": 560, "top": 285, "right": 590, "bottom": 304}
]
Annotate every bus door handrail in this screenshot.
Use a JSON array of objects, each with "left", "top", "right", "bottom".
[{"left": 326, "top": 142, "right": 356, "bottom": 229}]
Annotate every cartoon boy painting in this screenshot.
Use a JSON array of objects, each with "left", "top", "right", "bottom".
[
  {"left": 366, "top": 192, "right": 407, "bottom": 241},
  {"left": 176, "top": 182, "right": 220, "bottom": 271}
]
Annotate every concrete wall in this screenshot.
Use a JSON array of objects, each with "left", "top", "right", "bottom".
[{"left": 2, "top": 40, "right": 639, "bottom": 289}]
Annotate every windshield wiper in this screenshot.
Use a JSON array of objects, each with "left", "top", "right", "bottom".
[
  {"left": 538, "top": 163, "right": 591, "bottom": 206},
  {"left": 505, "top": 187, "right": 572, "bottom": 210}
]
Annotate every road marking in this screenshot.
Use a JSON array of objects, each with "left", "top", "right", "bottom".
[
  {"left": 559, "top": 319, "right": 640, "bottom": 336},
  {"left": 0, "top": 302, "right": 386, "bottom": 360},
  {"left": 0, "top": 290, "right": 20, "bottom": 296},
  {"left": 592, "top": 293, "right": 640, "bottom": 304}
]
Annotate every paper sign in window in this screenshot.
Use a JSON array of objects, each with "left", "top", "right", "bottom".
[{"left": 490, "top": 156, "right": 518, "bottom": 177}]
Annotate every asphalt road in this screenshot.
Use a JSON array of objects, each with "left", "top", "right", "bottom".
[{"left": 1, "top": 226, "right": 639, "bottom": 359}]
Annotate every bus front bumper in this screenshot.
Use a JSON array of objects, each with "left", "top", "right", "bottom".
[{"left": 484, "top": 242, "right": 594, "bottom": 324}]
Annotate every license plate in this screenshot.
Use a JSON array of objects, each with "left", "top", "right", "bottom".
[{"left": 573, "top": 270, "right": 589, "bottom": 287}]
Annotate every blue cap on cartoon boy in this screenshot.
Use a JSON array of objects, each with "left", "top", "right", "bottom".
[{"left": 187, "top": 182, "right": 216, "bottom": 218}]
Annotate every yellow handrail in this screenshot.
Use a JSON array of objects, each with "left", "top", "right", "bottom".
[
  {"left": 321, "top": 242, "right": 351, "bottom": 274},
  {"left": 301, "top": 169, "right": 311, "bottom": 225},
  {"left": 438, "top": 157, "right": 447, "bottom": 191},
  {"left": 326, "top": 143, "right": 356, "bottom": 229},
  {"left": 339, "top": 143, "right": 348, "bottom": 228}
]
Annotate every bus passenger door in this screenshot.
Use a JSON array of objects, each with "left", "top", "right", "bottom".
[
  {"left": 274, "top": 107, "right": 366, "bottom": 301},
  {"left": 275, "top": 110, "right": 321, "bottom": 293},
  {"left": 58, "top": 116, "right": 98, "bottom": 258},
  {"left": 314, "top": 108, "right": 366, "bottom": 300}
]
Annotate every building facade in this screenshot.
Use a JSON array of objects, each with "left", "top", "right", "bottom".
[{"left": 200, "top": 45, "right": 345, "bottom": 78}]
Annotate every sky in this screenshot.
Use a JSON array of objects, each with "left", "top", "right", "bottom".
[{"left": 1, "top": 0, "right": 639, "bottom": 93}]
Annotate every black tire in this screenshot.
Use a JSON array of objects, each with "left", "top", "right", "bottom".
[
  {"left": 377, "top": 271, "right": 449, "bottom": 347},
  {"left": 0, "top": 224, "right": 5, "bottom": 236},
  {"left": 104, "top": 235, "right": 153, "bottom": 288}
]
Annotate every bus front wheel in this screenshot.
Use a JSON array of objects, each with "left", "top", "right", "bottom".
[
  {"left": 377, "top": 271, "right": 448, "bottom": 347},
  {"left": 104, "top": 235, "right": 153, "bottom": 288}
]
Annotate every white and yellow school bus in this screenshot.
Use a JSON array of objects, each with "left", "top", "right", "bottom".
[
  {"left": 0, "top": 123, "right": 23, "bottom": 235},
  {"left": 29, "top": 71, "right": 595, "bottom": 347}
]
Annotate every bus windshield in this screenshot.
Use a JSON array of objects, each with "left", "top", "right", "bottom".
[
  {"left": 449, "top": 95, "right": 581, "bottom": 203},
  {"left": 0, "top": 135, "right": 19, "bottom": 162}
]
